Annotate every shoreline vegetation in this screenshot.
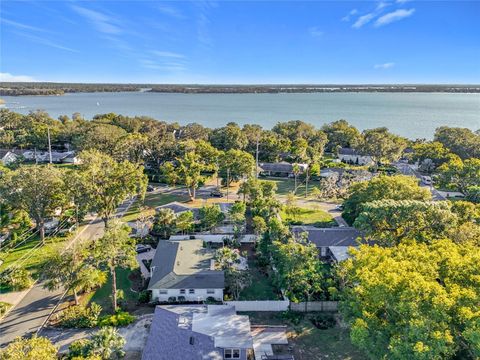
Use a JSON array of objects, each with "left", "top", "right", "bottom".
[{"left": 1, "top": 82, "right": 480, "bottom": 96}]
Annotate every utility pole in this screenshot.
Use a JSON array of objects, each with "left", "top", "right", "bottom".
[
  {"left": 305, "top": 167, "right": 309, "bottom": 198},
  {"left": 47, "top": 127, "right": 53, "bottom": 164},
  {"left": 255, "top": 135, "right": 260, "bottom": 178},
  {"left": 226, "top": 168, "right": 230, "bottom": 201}
]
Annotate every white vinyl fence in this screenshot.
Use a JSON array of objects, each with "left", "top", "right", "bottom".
[{"left": 225, "top": 300, "right": 290, "bottom": 312}]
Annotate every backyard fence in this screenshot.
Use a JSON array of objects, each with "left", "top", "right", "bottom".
[
  {"left": 223, "top": 300, "right": 338, "bottom": 312},
  {"left": 289, "top": 301, "right": 338, "bottom": 312},
  {"left": 225, "top": 300, "right": 290, "bottom": 312}
]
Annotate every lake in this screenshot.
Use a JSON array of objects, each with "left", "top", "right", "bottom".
[{"left": 2, "top": 91, "right": 479, "bottom": 139}]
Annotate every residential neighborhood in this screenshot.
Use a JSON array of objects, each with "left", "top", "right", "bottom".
[{"left": 0, "top": 112, "right": 479, "bottom": 360}]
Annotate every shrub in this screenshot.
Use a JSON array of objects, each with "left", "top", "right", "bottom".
[
  {"left": 67, "top": 339, "right": 92, "bottom": 359},
  {"left": 310, "top": 313, "right": 336, "bottom": 329},
  {"left": 177, "top": 295, "right": 186, "bottom": 303},
  {"left": 281, "top": 311, "right": 304, "bottom": 325},
  {"left": 205, "top": 296, "right": 217, "bottom": 304},
  {"left": 138, "top": 290, "right": 151, "bottom": 304},
  {"left": 168, "top": 296, "right": 176, "bottom": 302},
  {"left": 1, "top": 269, "right": 33, "bottom": 290},
  {"left": 98, "top": 310, "right": 135, "bottom": 327},
  {"left": 59, "top": 303, "right": 102, "bottom": 328},
  {"left": 0, "top": 301, "right": 12, "bottom": 317}
]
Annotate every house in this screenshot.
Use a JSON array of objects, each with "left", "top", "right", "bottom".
[
  {"left": 292, "top": 226, "right": 363, "bottom": 262},
  {"left": 148, "top": 239, "right": 224, "bottom": 302},
  {"left": 142, "top": 305, "right": 293, "bottom": 360},
  {"left": 337, "top": 148, "right": 373, "bottom": 166},
  {"left": 258, "top": 162, "right": 308, "bottom": 177},
  {"left": 169, "top": 234, "right": 257, "bottom": 244},
  {"left": 0, "top": 150, "right": 18, "bottom": 166}
]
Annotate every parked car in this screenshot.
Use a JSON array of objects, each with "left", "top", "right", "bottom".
[
  {"left": 136, "top": 244, "right": 152, "bottom": 254},
  {"left": 335, "top": 204, "right": 344, "bottom": 211},
  {"left": 210, "top": 190, "right": 223, "bottom": 197},
  {"left": 421, "top": 176, "right": 432, "bottom": 186},
  {"left": 147, "top": 185, "right": 155, "bottom": 192}
]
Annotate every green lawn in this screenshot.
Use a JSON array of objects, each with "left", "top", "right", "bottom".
[
  {"left": 143, "top": 190, "right": 189, "bottom": 208},
  {"left": 87, "top": 268, "right": 138, "bottom": 313},
  {"left": 281, "top": 207, "right": 336, "bottom": 228},
  {"left": 261, "top": 177, "right": 322, "bottom": 197},
  {"left": 0, "top": 236, "right": 70, "bottom": 276},
  {"left": 238, "top": 258, "right": 282, "bottom": 300},
  {"left": 245, "top": 312, "right": 366, "bottom": 360}
]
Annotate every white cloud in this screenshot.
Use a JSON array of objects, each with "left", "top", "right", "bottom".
[
  {"left": 11, "top": 31, "right": 79, "bottom": 53},
  {"left": 151, "top": 51, "right": 186, "bottom": 59},
  {"left": 309, "top": 27, "right": 324, "bottom": 37},
  {"left": 352, "top": 13, "right": 376, "bottom": 29},
  {"left": 71, "top": 5, "right": 122, "bottom": 34},
  {"left": 156, "top": 4, "right": 185, "bottom": 19},
  {"left": 374, "top": 62, "right": 395, "bottom": 69},
  {"left": 1, "top": 18, "right": 50, "bottom": 33},
  {"left": 342, "top": 9, "right": 358, "bottom": 22},
  {"left": 0, "top": 72, "right": 37, "bottom": 82},
  {"left": 374, "top": 8, "right": 415, "bottom": 27}
]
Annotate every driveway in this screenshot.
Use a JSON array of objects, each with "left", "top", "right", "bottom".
[{"left": 0, "top": 198, "right": 136, "bottom": 348}]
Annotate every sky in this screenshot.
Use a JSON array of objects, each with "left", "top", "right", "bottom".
[{"left": 0, "top": 0, "right": 479, "bottom": 84}]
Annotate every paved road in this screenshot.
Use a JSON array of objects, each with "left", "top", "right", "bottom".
[{"left": 0, "top": 198, "right": 136, "bottom": 347}]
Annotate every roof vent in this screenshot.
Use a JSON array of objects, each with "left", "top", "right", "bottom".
[
  {"left": 177, "top": 261, "right": 180, "bottom": 266},
  {"left": 189, "top": 336, "right": 195, "bottom": 345}
]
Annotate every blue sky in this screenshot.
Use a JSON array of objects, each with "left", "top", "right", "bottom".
[{"left": 1, "top": 1, "right": 479, "bottom": 84}]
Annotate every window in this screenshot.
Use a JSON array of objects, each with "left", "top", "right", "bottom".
[
  {"left": 224, "top": 349, "right": 240, "bottom": 359},
  {"left": 159, "top": 290, "right": 168, "bottom": 295},
  {"left": 180, "top": 289, "right": 186, "bottom": 294},
  {"left": 207, "top": 289, "right": 215, "bottom": 294},
  {"left": 189, "top": 289, "right": 195, "bottom": 294}
]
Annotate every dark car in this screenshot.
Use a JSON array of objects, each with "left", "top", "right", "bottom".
[
  {"left": 210, "top": 190, "right": 224, "bottom": 197},
  {"left": 146, "top": 185, "right": 155, "bottom": 192},
  {"left": 136, "top": 244, "right": 152, "bottom": 254}
]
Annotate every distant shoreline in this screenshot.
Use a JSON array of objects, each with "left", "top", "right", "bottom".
[{"left": 1, "top": 83, "right": 480, "bottom": 96}]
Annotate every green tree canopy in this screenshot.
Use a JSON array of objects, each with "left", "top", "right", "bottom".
[
  {"left": 42, "top": 242, "right": 107, "bottom": 305},
  {"left": 338, "top": 239, "right": 480, "bottom": 359},
  {"left": 218, "top": 149, "right": 255, "bottom": 186},
  {"left": 358, "top": 127, "right": 408, "bottom": 166},
  {"left": 354, "top": 200, "right": 458, "bottom": 246},
  {"left": 92, "top": 220, "right": 137, "bottom": 312},
  {"left": 321, "top": 119, "right": 362, "bottom": 152},
  {"left": 0, "top": 165, "right": 67, "bottom": 241},
  {"left": 342, "top": 175, "right": 431, "bottom": 224},
  {"left": 77, "top": 150, "right": 147, "bottom": 227},
  {"left": 434, "top": 126, "right": 480, "bottom": 159},
  {"left": 209, "top": 122, "right": 248, "bottom": 151}
]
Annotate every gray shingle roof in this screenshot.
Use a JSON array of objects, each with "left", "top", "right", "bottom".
[
  {"left": 292, "top": 227, "right": 363, "bottom": 247},
  {"left": 258, "top": 162, "right": 307, "bottom": 173},
  {"left": 142, "top": 306, "right": 223, "bottom": 360},
  {"left": 148, "top": 240, "right": 224, "bottom": 290}
]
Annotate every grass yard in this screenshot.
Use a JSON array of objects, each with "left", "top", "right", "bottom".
[
  {"left": 245, "top": 312, "right": 366, "bottom": 360},
  {"left": 0, "top": 236, "right": 70, "bottom": 276},
  {"left": 262, "top": 177, "right": 321, "bottom": 197},
  {"left": 281, "top": 207, "right": 336, "bottom": 228},
  {"left": 239, "top": 258, "right": 282, "bottom": 301},
  {"left": 143, "top": 190, "right": 189, "bottom": 208},
  {"left": 87, "top": 268, "right": 138, "bottom": 313}
]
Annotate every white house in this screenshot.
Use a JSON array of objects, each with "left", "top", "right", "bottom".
[
  {"left": 0, "top": 150, "right": 18, "bottom": 166},
  {"left": 337, "top": 148, "right": 373, "bottom": 165},
  {"left": 148, "top": 239, "right": 224, "bottom": 302}
]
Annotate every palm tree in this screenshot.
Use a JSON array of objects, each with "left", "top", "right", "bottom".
[
  {"left": 292, "top": 164, "right": 301, "bottom": 194},
  {"left": 153, "top": 208, "right": 176, "bottom": 239}
]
